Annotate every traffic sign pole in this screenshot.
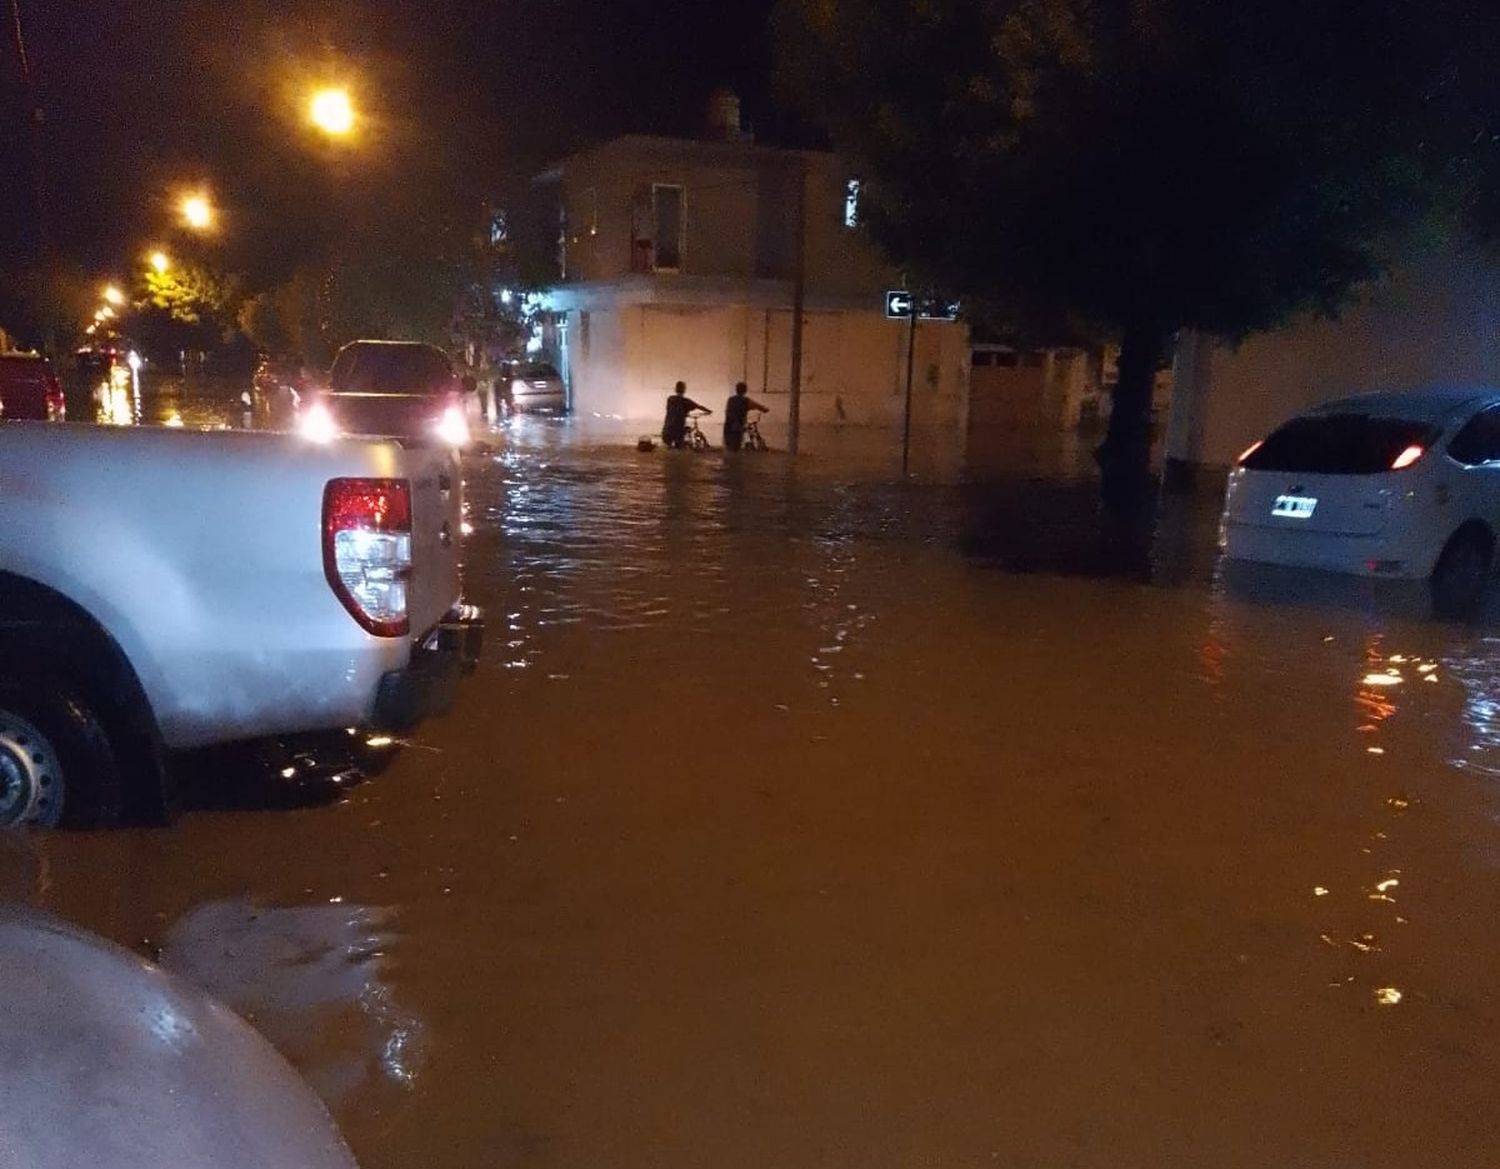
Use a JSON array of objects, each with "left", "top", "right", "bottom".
[{"left": 901, "top": 302, "right": 917, "bottom": 477}]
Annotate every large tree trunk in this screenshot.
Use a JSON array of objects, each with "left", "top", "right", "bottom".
[{"left": 1096, "top": 324, "right": 1166, "bottom": 503}]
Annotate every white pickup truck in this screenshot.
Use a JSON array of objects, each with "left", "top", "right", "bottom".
[{"left": 0, "top": 423, "right": 484, "bottom": 828}]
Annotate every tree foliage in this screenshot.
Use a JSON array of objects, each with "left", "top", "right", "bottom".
[{"left": 776, "top": 0, "right": 1460, "bottom": 489}]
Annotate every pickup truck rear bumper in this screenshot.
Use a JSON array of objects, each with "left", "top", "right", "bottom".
[{"left": 373, "top": 605, "right": 485, "bottom": 731}]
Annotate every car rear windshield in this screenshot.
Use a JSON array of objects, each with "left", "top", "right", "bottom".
[
  {"left": 331, "top": 345, "right": 453, "bottom": 394},
  {"left": 1243, "top": 414, "right": 1439, "bottom": 475},
  {"left": 517, "top": 363, "right": 559, "bottom": 380}
]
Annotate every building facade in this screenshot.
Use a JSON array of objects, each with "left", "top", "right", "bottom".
[{"left": 535, "top": 132, "right": 969, "bottom": 447}]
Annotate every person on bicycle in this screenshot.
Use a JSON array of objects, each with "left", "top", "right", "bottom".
[
  {"left": 662, "top": 381, "right": 710, "bottom": 448},
  {"left": 722, "top": 382, "right": 769, "bottom": 451}
]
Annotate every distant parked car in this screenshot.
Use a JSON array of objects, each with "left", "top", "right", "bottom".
[
  {"left": 503, "top": 360, "right": 567, "bottom": 414},
  {"left": 0, "top": 352, "right": 65, "bottom": 421},
  {"left": 1220, "top": 387, "right": 1500, "bottom": 615},
  {"left": 298, "top": 340, "right": 474, "bottom": 447}
]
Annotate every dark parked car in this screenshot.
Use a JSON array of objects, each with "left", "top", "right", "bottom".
[
  {"left": 0, "top": 353, "right": 65, "bottom": 421},
  {"left": 298, "top": 340, "right": 474, "bottom": 447}
]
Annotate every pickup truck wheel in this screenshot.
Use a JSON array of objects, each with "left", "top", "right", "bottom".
[{"left": 0, "top": 682, "right": 123, "bottom": 828}]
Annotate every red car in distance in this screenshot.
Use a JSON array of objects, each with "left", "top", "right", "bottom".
[{"left": 0, "top": 353, "right": 65, "bottom": 421}]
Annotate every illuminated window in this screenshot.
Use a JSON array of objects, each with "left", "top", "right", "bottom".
[
  {"left": 843, "top": 178, "right": 861, "bottom": 228},
  {"left": 653, "top": 184, "right": 684, "bottom": 271},
  {"left": 489, "top": 211, "right": 509, "bottom": 246}
]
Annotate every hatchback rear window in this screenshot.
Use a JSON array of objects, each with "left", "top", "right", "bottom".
[
  {"left": 517, "top": 363, "right": 559, "bottom": 380},
  {"left": 1243, "top": 414, "right": 1439, "bottom": 475}
]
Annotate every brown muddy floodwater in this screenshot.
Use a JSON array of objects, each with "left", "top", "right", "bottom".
[{"left": 7, "top": 412, "right": 1500, "bottom": 1168}]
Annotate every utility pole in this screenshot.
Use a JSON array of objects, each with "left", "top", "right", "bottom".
[
  {"left": 787, "top": 155, "right": 807, "bottom": 455},
  {"left": 900, "top": 297, "right": 918, "bottom": 477}
]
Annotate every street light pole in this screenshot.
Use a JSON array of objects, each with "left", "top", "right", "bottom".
[{"left": 788, "top": 155, "right": 807, "bottom": 456}]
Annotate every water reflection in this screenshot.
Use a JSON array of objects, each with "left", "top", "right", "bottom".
[
  {"left": 94, "top": 362, "right": 142, "bottom": 425},
  {"left": 160, "top": 899, "right": 424, "bottom": 1104},
  {"left": 1443, "top": 638, "right": 1500, "bottom": 779}
]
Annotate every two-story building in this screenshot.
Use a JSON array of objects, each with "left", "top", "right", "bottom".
[{"left": 534, "top": 119, "right": 970, "bottom": 451}]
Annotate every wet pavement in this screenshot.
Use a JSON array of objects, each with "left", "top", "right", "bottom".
[{"left": 11, "top": 387, "right": 1500, "bottom": 1167}]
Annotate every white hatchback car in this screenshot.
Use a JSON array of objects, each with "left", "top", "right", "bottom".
[{"left": 1220, "top": 388, "right": 1500, "bottom": 614}]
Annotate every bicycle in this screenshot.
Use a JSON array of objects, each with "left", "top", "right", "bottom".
[
  {"left": 741, "top": 414, "right": 768, "bottom": 452},
  {"left": 685, "top": 410, "right": 712, "bottom": 452}
]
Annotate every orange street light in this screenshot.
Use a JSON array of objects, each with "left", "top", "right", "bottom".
[
  {"left": 309, "top": 87, "right": 354, "bottom": 137},
  {"left": 181, "top": 192, "right": 215, "bottom": 231},
  {"left": 103, "top": 285, "right": 125, "bottom": 306},
  {"left": 149, "top": 251, "right": 170, "bottom": 273}
]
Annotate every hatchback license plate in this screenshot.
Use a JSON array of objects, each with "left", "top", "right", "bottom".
[{"left": 1272, "top": 495, "right": 1318, "bottom": 519}]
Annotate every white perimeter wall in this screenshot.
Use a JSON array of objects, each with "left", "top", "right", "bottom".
[
  {"left": 1185, "top": 245, "right": 1500, "bottom": 466},
  {"left": 564, "top": 303, "right": 970, "bottom": 445}
]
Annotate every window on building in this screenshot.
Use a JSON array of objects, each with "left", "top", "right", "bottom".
[
  {"left": 972, "top": 351, "right": 995, "bottom": 367},
  {"left": 994, "top": 351, "right": 1019, "bottom": 368},
  {"left": 843, "top": 178, "right": 861, "bottom": 228},
  {"left": 653, "top": 184, "right": 684, "bottom": 271}
]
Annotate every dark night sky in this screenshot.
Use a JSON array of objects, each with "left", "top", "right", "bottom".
[{"left": 1, "top": 0, "right": 807, "bottom": 286}]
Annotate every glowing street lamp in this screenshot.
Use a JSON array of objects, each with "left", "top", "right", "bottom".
[
  {"left": 180, "top": 192, "right": 215, "bottom": 231},
  {"left": 309, "top": 88, "right": 355, "bottom": 137},
  {"left": 99, "top": 305, "right": 115, "bottom": 320},
  {"left": 149, "top": 251, "right": 170, "bottom": 274},
  {"left": 103, "top": 285, "right": 124, "bottom": 306}
]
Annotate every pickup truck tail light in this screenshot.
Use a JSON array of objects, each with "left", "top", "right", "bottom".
[{"left": 323, "top": 478, "right": 412, "bottom": 637}]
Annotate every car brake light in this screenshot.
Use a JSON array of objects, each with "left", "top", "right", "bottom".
[
  {"left": 1236, "top": 439, "right": 1264, "bottom": 465},
  {"left": 322, "top": 478, "right": 412, "bottom": 637},
  {"left": 45, "top": 376, "right": 65, "bottom": 421},
  {"left": 1390, "top": 444, "right": 1425, "bottom": 470}
]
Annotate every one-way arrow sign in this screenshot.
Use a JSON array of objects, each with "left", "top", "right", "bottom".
[{"left": 885, "top": 290, "right": 960, "bottom": 321}]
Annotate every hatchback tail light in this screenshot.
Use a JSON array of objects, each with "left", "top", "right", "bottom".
[
  {"left": 1390, "top": 444, "right": 1425, "bottom": 470},
  {"left": 322, "top": 479, "right": 412, "bottom": 637}
]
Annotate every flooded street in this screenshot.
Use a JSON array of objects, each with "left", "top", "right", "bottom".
[{"left": 10, "top": 405, "right": 1500, "bottom": 1168}]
